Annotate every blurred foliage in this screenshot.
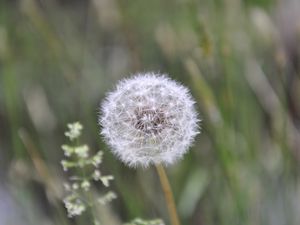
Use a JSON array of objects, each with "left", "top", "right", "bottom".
[{"left": 1, "top": 0, "right": 300, "bottom": 225}]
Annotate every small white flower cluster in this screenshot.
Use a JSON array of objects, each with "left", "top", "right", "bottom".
[
  {"left": 100, "top": 73, "right": 199, "bottom": 168},
  {"left": 64, "top": 122, "right": 83, "bottom": 140},
  {"left": 124, "top": 218, "right": 165, "bottom": 225},
  {"left": 61, "top": 122, "right": 116, "bottom": 218},
  {"left": 98, "top": 191, "right": 118, "bottom": 205},
  {"left": 63, "top": 194, "right": 86, "bottom": 217}
]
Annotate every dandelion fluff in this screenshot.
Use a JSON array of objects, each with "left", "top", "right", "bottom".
[{"left": 99, "top": 73, "right": 199, "bottom": 168}]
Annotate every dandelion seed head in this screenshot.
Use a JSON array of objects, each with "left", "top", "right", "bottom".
[{"left": 99, "top": 73, "right": 200, "bottom": 168}]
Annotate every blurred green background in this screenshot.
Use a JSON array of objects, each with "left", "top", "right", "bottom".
[{"left": 1, "top": 0, "right": 300, "bottom": 224}]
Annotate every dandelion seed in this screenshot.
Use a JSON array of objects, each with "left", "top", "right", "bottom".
[{"left": 99, "top": 73, "right": 199, "bottom": 167}]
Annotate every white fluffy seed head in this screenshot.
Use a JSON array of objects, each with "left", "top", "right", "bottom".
[{"left": 99, "top": 73, "right": 200, "bottom": 168}]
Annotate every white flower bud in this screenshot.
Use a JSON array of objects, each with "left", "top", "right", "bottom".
[
  {"left": 100, "top": 175, "right": 114, "bottom": 187},
  {"left": 74, "top": 145, "right": 89, "bottom": 158},
  {"left": 92, "top": 170, "right": 101, "bottom": 181},
  {"left": 65, "top": 122, "right": 83, "bottom": 140},
  {"left": 81, "top": 180, "right": 90, "bottom": 191}
]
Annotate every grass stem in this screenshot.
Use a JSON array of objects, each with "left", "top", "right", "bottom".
[{"left": 155, "top": 164, "right": 181, "bottom": 225}]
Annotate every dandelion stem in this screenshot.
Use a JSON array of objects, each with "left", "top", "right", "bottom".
[{"left": 155, "top": 164, "right": 181, "bottom": 225}]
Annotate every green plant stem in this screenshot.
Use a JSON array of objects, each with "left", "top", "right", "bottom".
[
  {"left": 75, "top": 138, "right": 97, "bottom": 225},
  {"left": 155, "top": 164, "right": 181, "bottom": 225}
]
